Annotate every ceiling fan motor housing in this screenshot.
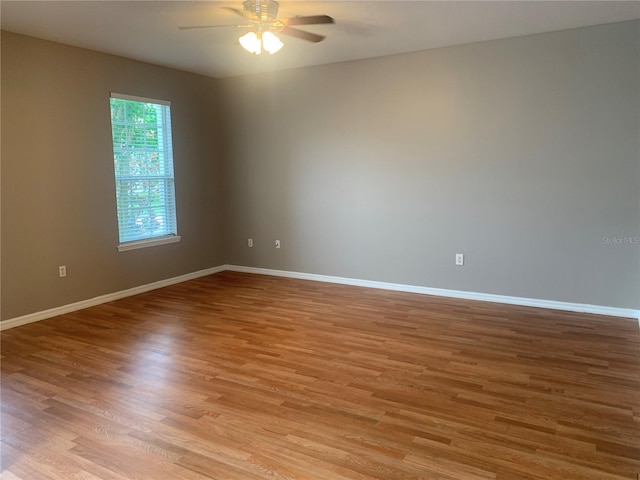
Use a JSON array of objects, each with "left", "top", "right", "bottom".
[{"left": 243, "top": 0, "right": 279, "bottom": 23}]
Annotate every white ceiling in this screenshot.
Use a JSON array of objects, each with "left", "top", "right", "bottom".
[{"left": 2, "top": 1, "right": 639, "bottom": 78}]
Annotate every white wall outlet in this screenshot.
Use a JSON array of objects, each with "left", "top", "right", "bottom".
[
  {"left": 455, "top": 254, "right": 464, "bottom": 266},
  {"left": 275, "top": 240, "right": 281, "bottom": 249},
  {"left": 59, "top": 265, "right": 67, "bottom": 277},
  {"left": 248, "top": 238, "right": 253, "bottom": 247}
]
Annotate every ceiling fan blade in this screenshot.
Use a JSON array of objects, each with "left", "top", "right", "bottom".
[
  {"left": 284, "top": 15, "right": 335, "bottom": 26},
  {"left": 222, "top": 6, "right": 249, "bottom": 19},
  {"left": 178, "top": 24, "right": 251, "bottom": 30},
  {"left": 280, "top": 26, "right": 325, "bottom": 43}
]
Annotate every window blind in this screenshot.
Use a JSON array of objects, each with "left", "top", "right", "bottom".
[{"left": 109, "top": 93, "right": 178, "bottom": 245}]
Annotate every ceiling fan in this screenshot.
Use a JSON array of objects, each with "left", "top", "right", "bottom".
[{"left": 179, "top": 0, "right": 335, "bottom": 55}]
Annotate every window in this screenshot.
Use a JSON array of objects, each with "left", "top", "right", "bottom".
[{"left": 109, "top": 93, "right": 180, "bottom": 251}]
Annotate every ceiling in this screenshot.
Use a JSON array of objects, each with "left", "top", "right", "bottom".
[{"left": 2, "top": 1, "right": 639, "bottom": 78}]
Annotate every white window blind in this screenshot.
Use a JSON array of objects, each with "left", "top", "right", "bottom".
[{"left": 109, "top": 93, "right": 178, "bottom": 246}]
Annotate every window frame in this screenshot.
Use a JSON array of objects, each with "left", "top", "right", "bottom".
[{"left": 109, "top": 93, "right": 181, "bottom": 252}]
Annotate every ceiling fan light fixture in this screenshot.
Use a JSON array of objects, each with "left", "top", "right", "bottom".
[{"left": 239, "top": 30, "right": 283, "bottom": 55}]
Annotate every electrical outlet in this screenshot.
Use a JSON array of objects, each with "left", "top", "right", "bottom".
[
  {"left": 275, "top": 240, "right": 281, "bottom": 249},
  {"left": 455, "top": 254, "right": 464, "bottom": 266},
  {"left": 248, "top": 238, "right": 253, "bottom": 247},
  {"left": 59, "top": 265, "right": 67, "bottom": 277}
]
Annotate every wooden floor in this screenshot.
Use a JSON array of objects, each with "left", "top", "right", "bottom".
[{"left": 1, "top": 272, "right": 639, "bottom": 480}]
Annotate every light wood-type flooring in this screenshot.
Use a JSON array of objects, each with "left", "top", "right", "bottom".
[{"left": 1, "top": 271, "right": 639, "bottom": 479}]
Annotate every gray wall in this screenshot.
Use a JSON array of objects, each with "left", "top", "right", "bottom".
[
  {"left": 2, "top": 21, "right": 638, "bottom": 321},
  {"left": 1, "top": 31, "right": 226, "bottom": 320},
  {"left": 221, "top": 21, "right": 640, "bottom": 310}
]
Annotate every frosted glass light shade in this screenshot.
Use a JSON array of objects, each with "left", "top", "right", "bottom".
[
  {"left": 239, "top": 31, "right": 261, "bottom": 54},
  {"left": 239, "top": 30, "right": 283, "bottom": 55},
  {"left": 262, "top": 31, "right": 283, "bottom": 54}
]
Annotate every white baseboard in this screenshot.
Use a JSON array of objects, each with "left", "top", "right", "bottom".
[
  {"left": 0, "top": 265, "right": 226, "bottom": 331},
  {"left": 226, "top": 265, "right": 640, "bottom": 322},
  {"left": 2, "top": 263, "right": 638, "bottom": 332}
]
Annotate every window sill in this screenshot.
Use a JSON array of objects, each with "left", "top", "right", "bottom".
[{"left": 117, "top": 235, "right": 181, "bottom": 252}]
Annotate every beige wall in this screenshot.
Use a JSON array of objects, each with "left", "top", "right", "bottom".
[
  {"left": 2, "top": 21, "right": 639, "bottom": 321},
  {"left": 220, "top": 21, "right": 640, "bottom": 309},
  {"left": 1, "top": 31, "right": 226, "bottom": 320}
]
